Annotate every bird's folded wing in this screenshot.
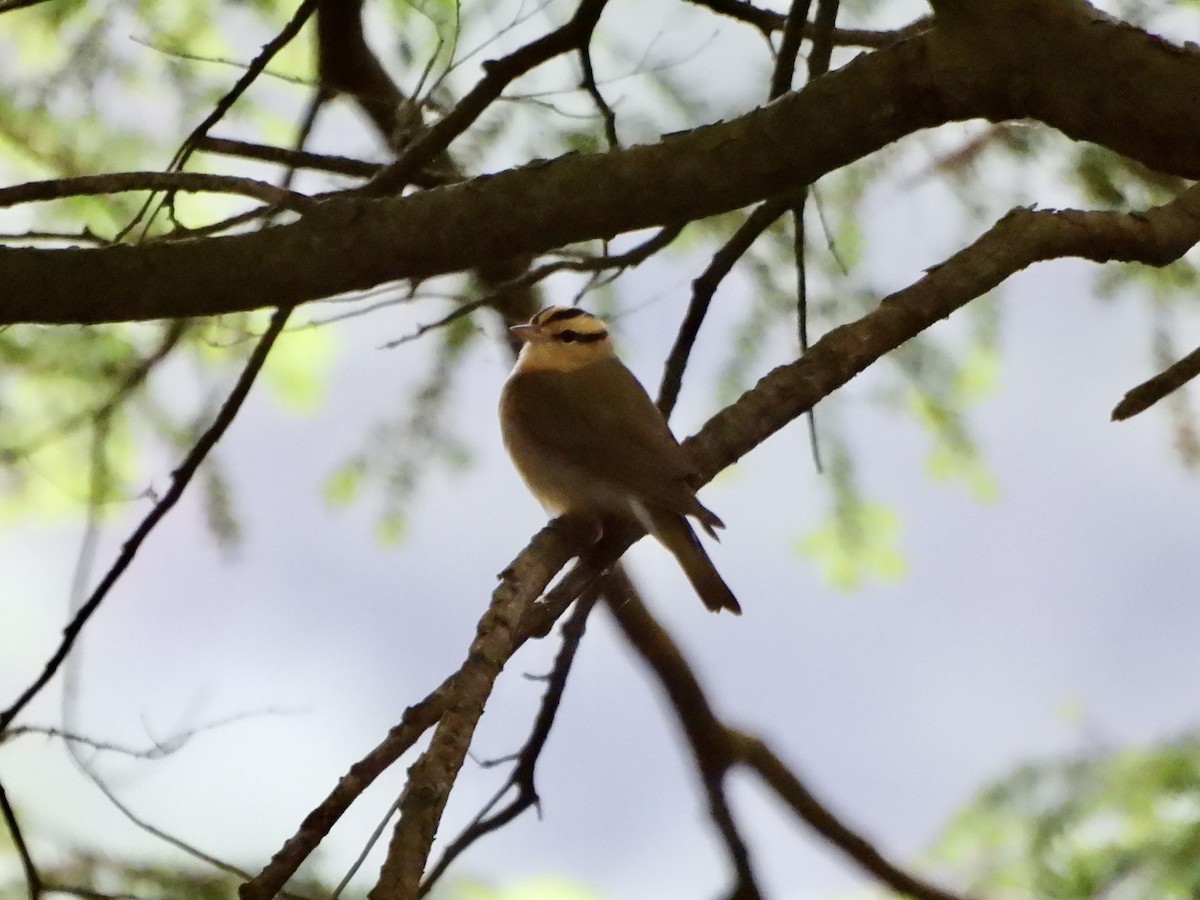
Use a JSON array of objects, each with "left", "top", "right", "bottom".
[{"left": 503, "top": 362, "right": 701, "bottom": 513}]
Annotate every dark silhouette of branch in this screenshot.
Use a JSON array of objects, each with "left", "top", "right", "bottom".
[
  {"left": 684, "top": 0, "right": 930, "bottom": 47},
  {"left": 366, "top": 0, "right": 613, "bottom": 196},
  {"left": 0, "top": 0, "right": 55, "bottom": 13},
  {"left": 1112, "top": 343, "right": 1200, "bottom": 420},
  {"left": 169, "top": 0, "right": 319, "bottom": 174},
  {"left": 382, "top": 225, "right": 683, "bottom": 348},
  {"left": 769, "top": 0, "right": 813, "bottom": 98},
  {"left": 658, "top": 193, "right": 794, "bottom": 419},
  {"left": 0, "top": 172, "right": 312, "bottom": 211},
  {"left": 195, "top": 136, "right": 383, "bottom": 180},
  {"left": 605, "top": 580, "right": 970, "bottom": 900},
  {"left": 603, "top": 572, "right": 762, "bottom": 897},
  {"left": 0, "top": 307, "right": 292, "bottom": 735},
  {"left": 737, "top": 735, "right": 969, "bottom": 900},
  {"left": 1, "top": 776, "right": 41, "bottom": 900},
  {"left": 418, "top": 591, "right": 601, "bottom": 896},
  {"left": 578, "top": 43, "right": 619, "bottom": 149}
]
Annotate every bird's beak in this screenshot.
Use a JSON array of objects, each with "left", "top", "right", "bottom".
[{"left": 509, "top": 323, "right": 548, "bottom": 343}]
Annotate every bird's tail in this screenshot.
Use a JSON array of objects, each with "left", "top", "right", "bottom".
[{"left": 647, "top": 510, "right": 741, "bottom": 615}]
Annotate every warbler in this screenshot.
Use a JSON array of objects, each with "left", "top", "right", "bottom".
[{"left": 499, "top": 306, "right": 740, "bottom": 614}]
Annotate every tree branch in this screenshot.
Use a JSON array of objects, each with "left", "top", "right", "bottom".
[
  {"left": 1112, "top": 342, "right": 1200, "bottom": 420},
  {"left": 6, "top": 5, "right": 1196, "bottom": 327},
  {"left": 0, "top": 775, "right": 41, "bottom": 900},
  {"left": 0, "top": 308, "right": 292, "bottom": 735},
  {"left": 606, "top": 580, "right": 968, "bottom": 900},
  {"left": 417, "top": 590, "right": 600, "bottom": 896},
  {"left": 0, "top": 172, "right": 312, "bottom": 213}
]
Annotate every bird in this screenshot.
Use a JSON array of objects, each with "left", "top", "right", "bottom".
[{"left": 499, "top": 305, "right": 740, "bottom": 614}]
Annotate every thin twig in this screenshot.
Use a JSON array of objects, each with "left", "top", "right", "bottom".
[
  {"left": 0, "top": 172, "right": 312, "bottom": 212},
  {"left": 418, "top": 591, "right": 601, "bottom": 895},
  {"left": 657, "top": 194, "right": 794, "bottom": 419},
  {"left": 365, "top": 0, "right": 612, "bottom": 196},
  {"left": 684, "top": 0, "right": 929, "bottom": 47},
  {"left": 0, "top": 0, "right": 55, "bottom": 12},
  {"left": 0, "top": 776, "right": 42, "bottom": 900},
  {"left": 604, "top": 581, "right": 761, "bottom": 898},
  {"left": 768, "top": 0, "right": 813, "bottom": 99},
  {"left": 0, "top": 308, "right": 292, "bottom": 735},
  {"left": 381, "top": 225, "right": 683, "bottom": 349},
  {"left": 738, "top": 735, "right": 970, "bottom": 900},
  {"left": 578, "top": 44, "right": 619, "bottom": 148},
  {"left": 195, "top": 136, "right": 382, "bottom": 180},
  {"left": 168, "top": 0, "right": 320, "bottom": 175}
]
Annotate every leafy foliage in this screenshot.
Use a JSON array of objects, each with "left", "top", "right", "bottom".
[{"left": 918, "top": 735, "right": 1200, "bottom": 899}]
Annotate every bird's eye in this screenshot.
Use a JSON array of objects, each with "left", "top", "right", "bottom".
[{"left": 559, "top": 331, "right": 579, "bottom": 343}]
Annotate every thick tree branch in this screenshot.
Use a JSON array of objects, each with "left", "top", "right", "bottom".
[
  {"left": 606, "top": 579, "right": 967, "bottom": 900},
  {"left": 5, "top": 4, "right": 1197, "bottom": 327},
  {"left": 0, "top": 34, "right": 944, "bottom": 326}
]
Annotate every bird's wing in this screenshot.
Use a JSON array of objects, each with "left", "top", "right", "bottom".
[{"left": 503, "top": 361, "right": 702, "bottom": 514}]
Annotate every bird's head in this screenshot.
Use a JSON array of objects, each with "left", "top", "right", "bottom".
[{"left": 510, "top": 306, "right": 615, "bottom": 371}]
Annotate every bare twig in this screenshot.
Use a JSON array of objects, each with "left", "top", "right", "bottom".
[
  {"left": 0, "top": 776, "right": 42, "bottom": 900},
  {"left": 604, "top": 580, "right": 762, "bottom": 897},
  {"left": 4, "top": 708, "right": 296, "bottom": 758},
  {"left": 381, "top": 225, "right": 683, "bottom": 348},
  {"left": 418, "top": 590, "right": 601, "bottom": 895},
  {"left": 578, "top": 43, "right": 619, "bottom": 149},
  {"left": 768, "top": 0, "right": 813, "bottom": 99},
  {"left": 0, "top": 308, "right": 292, "bottom": 735},
  {"left": 607, "top": 582, "right": 969, "bottom": 900},
  {"left": 657, "top": 194, "right": 794, "bottom": 419},
  {"left": 738, "top": 735, "right": 971, "bottom": 900},
  {"left": 195, "top": 136, "right": 382, "bottom": 180},
  {"left": 684, "top": 0, "right": 929, "bottom": 47},
  {"left": 169, "top": 0, "right": 319, "bottom": 174},
  {"left": 0, "top": 0, "right": 55, "bottom": 12},
  {"left": 807, "top": 0, "right": 841, "bottom": 79},
  {"left": 0, "top": 172, "right": 312, "bottom": 212},
  {"left": 365, "top": 0, "right": 612, "bottom": 196},
  {"left": 1112, "top": 343, "right": 1200, "bottom": 420}
]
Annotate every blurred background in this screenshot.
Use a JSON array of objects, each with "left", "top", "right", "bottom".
[{"left": 3, "top": 1, "right": 1200, "bottom": 898}]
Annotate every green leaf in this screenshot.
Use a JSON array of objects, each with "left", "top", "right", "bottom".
[
  {"left": 324, "top": 458, "right": 367, "bottom": 507},
  {"left": 262, "top": 324, "right": 335, "bottom": 412}
]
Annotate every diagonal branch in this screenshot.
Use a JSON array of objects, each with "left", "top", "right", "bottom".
[
  {"left": 0, "top": 172, "right": 313, "bottom": 212},
  {"left": 606, "top": 584, "right": 969, "bottom": 900},
  {"left": 0, "top": 775, "right": 41, "bottom": 900},
  {"left": 417, "top": 590, "right": 601, "bottom": 896},
  {"left": 365, "top": 0, "right": 613, "bottom": 196},
  {"left": 9, "top": 7, "right": 1200, "bottom": 327},
  {"left": 1112, "top": 342, "right": 1200, "bottom": 420},
  {"left": 0, "top": 307, "right": 293, "bottom": 735}
]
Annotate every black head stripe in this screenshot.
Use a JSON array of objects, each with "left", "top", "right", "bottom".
[
  {"left": 540, "top": 307, "right": 591, "bottom": 326},
  {"left": 557, "top": 329, "right": 608, "bottom": 344}
]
